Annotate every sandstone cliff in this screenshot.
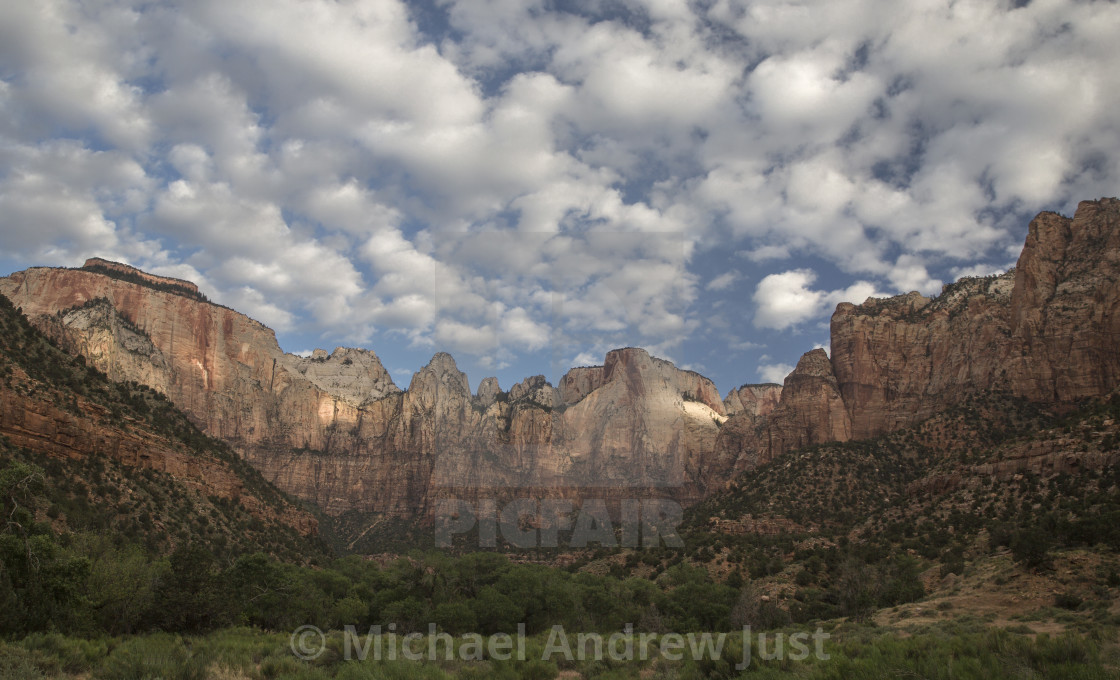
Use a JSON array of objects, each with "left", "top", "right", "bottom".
[
  {"left": 716, "top": 198, "right": 1120, "bottom": 471},
  {"left": 723, "top": 383, "right": 782, "bottom": 417},
  {"left": 3, "top": 198, "right": 1118, "bottom": 524},
  {"left": 831, "top": 197, "right": 1120, "bottom": 440},
  {"left": 0, "top": 294, "right": 317, "bottom": 539},
  {"left": 0, "top": 262, "right": 735, "bottom": 517}
]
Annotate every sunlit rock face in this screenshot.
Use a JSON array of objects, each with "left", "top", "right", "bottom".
[{"left": 4, "top": 198, "right": 1119, "bottom": 518}]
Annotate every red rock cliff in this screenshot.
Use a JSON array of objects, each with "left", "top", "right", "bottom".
[
  {"left": 831, "top": 197, "right": 1120, "bottom": 440},
  {"left": 3, "top": 198, "right": 1118, "bottom": 520}
]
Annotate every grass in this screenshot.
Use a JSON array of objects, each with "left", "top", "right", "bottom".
[{"left": 2, "top": 618, "right": 1116, "bottom": 680}]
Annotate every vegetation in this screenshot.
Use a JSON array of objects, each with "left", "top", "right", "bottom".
[
  {"left": 78, "top": 262, "right": 213, "bottom": 304},
  {"left": 2, "top": 291, "right": 1120, "bottom": 676},
  {"left": 0, "top": 618, "right": 1114, "bottom": 679}
]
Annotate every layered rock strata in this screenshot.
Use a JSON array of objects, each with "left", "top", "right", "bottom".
[{"left": 3, "top": 199, "right": 1118, "bottom": 519}]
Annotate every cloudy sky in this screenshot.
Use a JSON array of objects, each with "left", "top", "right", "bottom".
[{"left": 0, "top": 0, "right": 1117, "bottom": 394}]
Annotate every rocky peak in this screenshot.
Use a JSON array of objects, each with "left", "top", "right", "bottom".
[
  {"left": 559, "top": 366, "right": 604, "bottom": 404},
  {"left": 597, "top": 347, "right": 725, "bottom": 415},
  {"left": 764, "top": 348, "right": 852, "bottom": 454},
  {"left": 724, "top": 383, "right": 782, "bottom": 417},
  {"left": 787, "top": 348, "right": 833, "bottom": 380},
  {"left": 475, "top": 376, "right": 502, "bottom": 407},
  {"left": 509, "top": 375, "right": 561, "bottom": 408},
  {"left": 409, "top": 352, "right": 470, "bottom": 396},
  {"left": 601, "top": 347, "right": 652, "bottom": 382},
  {"left": 282, "top": 347, "right": 400, "bottom": 406}
]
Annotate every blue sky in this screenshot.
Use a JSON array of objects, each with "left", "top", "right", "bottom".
[{"left": 0, "top": 0, "right": 1117, "bottom": 396}]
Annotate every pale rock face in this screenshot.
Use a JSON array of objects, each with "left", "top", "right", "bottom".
[
  {"left": 282, "top": 347, "right": 400, "bottom": 406},
  {"left": 475, "top": 377, "right": 502, "bottom": 407},
  {"left": 509, "top": 375, "right": 561, "bottom": 408},
  {"left": 39, "top": 298, "right": 176, "bottom": 394},
  {"left": 724, "top": 383, "right": 783, "bottom": 417},
  {"left": 559, "top": 366, "right": 605, "bottom": 404}
]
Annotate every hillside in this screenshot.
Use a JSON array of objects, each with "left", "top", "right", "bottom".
[{"left": 0, "top": 291, "right": 325, "bottom": 563}]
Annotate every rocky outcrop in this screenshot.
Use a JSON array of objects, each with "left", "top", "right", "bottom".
[
  {"left": 714, "top": 349, "right": 850, "bottom": 473},
  {"left": 724, "top": 383, "right": 782, "bottom": 417},
  {"left": 475, "top": 377, "right": 502, "bottom": 408},
  {"left": 1007, "top": 199, "right": 1120, "bottom": 402},
  {"left": 282, "top": 347, "right": 399, "bottom": 406},
  {"left": 509, "top": 375, "right": 560, "bottom": 407},
  {"left": 37, "top": 297, "right": 176, "bottom": 393},
  {"left": 559, "top": 366, "right": 604, "bottom": 404},
  {"left": 767, "top": 349, "right": 852, "bottom": 454}
]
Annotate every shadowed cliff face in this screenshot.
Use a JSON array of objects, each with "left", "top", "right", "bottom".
[
  {"left": 829, "top": 197, "right": 1120, "bottom": 441},
  {"left": 710, "top": 198, "right": 1120, "bottom": 477},
  {"left": 2, "top": 198, "right": 1118, "bottom": 520}
]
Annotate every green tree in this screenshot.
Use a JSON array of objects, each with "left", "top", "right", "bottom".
[
  {"left": 433, "top": 601, "right": 478, "bottom": 634},
  {"left": 0, "top": 461, "right": 91, "bottom": 635},
  {"left": 153, "top": 543, "right": 226, "bottom": 632}
]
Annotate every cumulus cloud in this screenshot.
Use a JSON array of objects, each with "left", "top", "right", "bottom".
[
  {"left": 758, "top": 362, "right": 795, "bottom": 385},
  {"left": 0, "top": 0, "right": 1117, "bottom": 386},
  {"left": 753, "top": 270, "right": 884, "bottom": 330}
]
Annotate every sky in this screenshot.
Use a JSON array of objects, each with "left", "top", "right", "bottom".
[{"left": 0, "top": 0, "right": 1117, "bottom": 396}]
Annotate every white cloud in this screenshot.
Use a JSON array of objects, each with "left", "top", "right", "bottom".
[
  {"left": 706, "top": 270, "right": 739, "bottom": 291},
  {"left": 1, "top": 0, "right": 1118, "bottom": 383},
  {"left": 949, "top": 262, "right": 1013, "bottom": 280},
  {"left": 753, "top": 269, "right": 884, "bottom": 330},
  {"left": 887, "top": 255, "right": 942, "bottom": 295},
  {"left": 758, "top": 362, "right": 794, "bottom": 384},
  {"left": 571, "top": 351, "right": 600, "bottom": 367}
]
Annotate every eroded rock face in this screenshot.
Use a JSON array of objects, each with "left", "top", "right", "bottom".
[
  {"left": 475, "top": 377, "right": 501, "bottom": 407},
  {"left": 724, "top": 383, "right": 782, "bottom": 418},
  {"left": 4, "top": 198, "right": 1118, "bottom": 520},
  {"left": 282, "top": 348, "right": 399, "bottom": 406},
  {"left": 714, "top": 349, "right": 850, "bottom": 473},
  {"left": 0, "top": 265, "right": 737, "bottom": 516},
  {"left": 768, "top": 349, "right": 852, "bottom": 453},
  {"left": 559, "top": 366, "right": 604, "bottom": 404},
  {"left": 831, "top": 198, "right": 1120, "bottom": 440}
]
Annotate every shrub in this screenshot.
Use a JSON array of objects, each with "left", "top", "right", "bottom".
[{"left": 1054, "top": 592, "right": 1083, "bottom": 610}]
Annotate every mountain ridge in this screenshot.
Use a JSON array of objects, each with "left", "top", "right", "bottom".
[{"left": 3, "top": 198, "right": 1118, "bottom": 535}]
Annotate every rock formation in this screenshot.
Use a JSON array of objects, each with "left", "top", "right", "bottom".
[
  {"left": 0, "top": 297, "right": 317, "bottom": 538},
  {"left": 723, "top": 383, "right": 782, "bottom": 418},
  {"left": 0, "top": 264, "right": 734, "bottom": 516},
  {"left": 717, "top": 198, "right": 1120, "bottom": 472},
  {"left": 831, "top": 197, "right": 1120, "bottom": 439},
  {"left": 2, "top": 198, "right": 1119, "bottom": 523}
]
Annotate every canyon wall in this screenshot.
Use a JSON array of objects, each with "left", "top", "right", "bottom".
[
  {"left": 3, "top": 198, "right": 1118, "bottom": 520},
  {"left": 831, "top": 197, "right": 1120, "bottom": 440},
  {"left": 0, "top": 263, "right": 729, "bottom": 516}
]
